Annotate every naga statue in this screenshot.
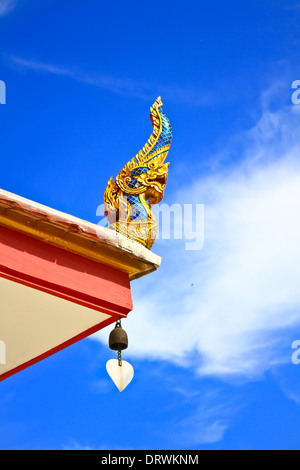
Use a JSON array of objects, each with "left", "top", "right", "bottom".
[{"left": 104, "top": 97, "right": 172, "bottom": 250}]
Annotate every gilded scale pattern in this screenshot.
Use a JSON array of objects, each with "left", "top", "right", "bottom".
[{"left": 104, "top": 97, "right": 172, "bottom": 249}]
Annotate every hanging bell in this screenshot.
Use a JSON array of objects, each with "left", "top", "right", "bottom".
[
  {"left": 107, "top": 319, "right": 133, "bottom": 391},
  {"left": 109, "top": 320, "right": 128, "bottom": 351}
]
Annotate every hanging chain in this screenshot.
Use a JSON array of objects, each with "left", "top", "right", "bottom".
[
  {"left": 111, "top": 318, "right": 123, "bottom": 366},
  {"left": 117, "top": 318, "right": 122, "bottom": 366},
  {"left": 118, "top": 348, "right": 122, "bottom": 367}
]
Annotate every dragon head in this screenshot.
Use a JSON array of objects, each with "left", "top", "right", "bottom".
[{"left": 131, "top": 160, "right": 170, "bottom": 207}]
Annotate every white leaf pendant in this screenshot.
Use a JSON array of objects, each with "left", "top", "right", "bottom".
[{"left": 106, "top": 359, "right": 134, "bottom": 392}]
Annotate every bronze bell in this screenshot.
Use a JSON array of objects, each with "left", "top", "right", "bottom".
[{"left": 109, "top": 321, "right": 128, "bottom": 351}]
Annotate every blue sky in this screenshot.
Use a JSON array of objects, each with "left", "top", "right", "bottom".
[{"left": 1, "top": 0, "right": 300, "bottom": 450}]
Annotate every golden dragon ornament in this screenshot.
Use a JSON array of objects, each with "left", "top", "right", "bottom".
[{"left": 104, "top": 97, "right": 172, "bottom": 249}]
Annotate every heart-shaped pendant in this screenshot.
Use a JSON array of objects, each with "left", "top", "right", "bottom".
[{"left": 106, "top": 359, "right": 134, "bottom": 392}]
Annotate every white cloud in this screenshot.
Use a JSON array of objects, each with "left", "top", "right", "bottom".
[
  {"left": 8, "top": 55, "right": 215, "bottom": 106},
  {"left": 181, "top": 419, "right": 227, "bottom": 445},
  {"left": 93, "top": 101, "right": 300, "bottom": 380},
  {"left": 173, "top": 395, "right": 230, "bottom": 445},
  {"left": 0, "top": 0, "right": 16, "bottom": 17}
]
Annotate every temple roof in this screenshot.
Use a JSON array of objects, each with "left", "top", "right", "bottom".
[{"left": 0, "top": 189, "right": 161, "bottom": 281}]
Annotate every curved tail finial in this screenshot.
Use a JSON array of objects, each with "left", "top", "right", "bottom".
[{"left": 104, "top": 97, "right": 172, "bottom": 249}]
